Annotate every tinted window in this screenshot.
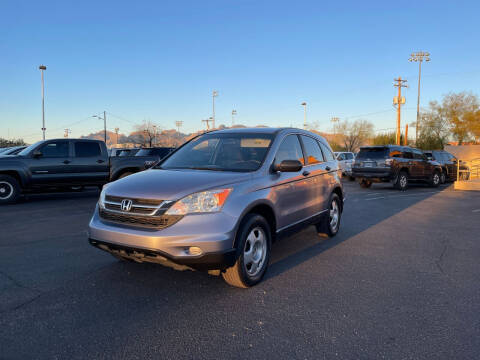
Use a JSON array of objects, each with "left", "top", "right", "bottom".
[
  {"left": 301, "top": 136, "right": 324, "bottom": 164},
  {"left": 39, "top": 141, "right": 69, "bottom": 158},
  {"left": 75, "top": 142, "right": 101, "bottom": 157},
  {"left": 319, "top": 141, "right": 335, "bottom": 161},
  {"left": 345, "top": 153, "right": 354, "bottom": 160},
  {"left": 274, "top": 135, "right": 305, "bottom": 166},
  {"left": 136, "top": 148, "right": 172, "bottom": 158},
  {"left": 357, "top": 148, "right": 388, "bottom": 159},
  {"left": 337, "top": 153, "right": 345, "bottom": 160},
  {"left": 403, "top": 151, "right": 413, "bottom": 159}
]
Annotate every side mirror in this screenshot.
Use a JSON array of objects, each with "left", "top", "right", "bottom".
[
  {"left": 273, "top": 160, "right": 303, "bottom": 172},
  {"left": 33, "top": 150, "right": 43, "bottom": 158}
]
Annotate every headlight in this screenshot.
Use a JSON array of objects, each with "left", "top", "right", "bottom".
[
  {"left": 98, "top": 184, "right": 110, "bottom": 208},
  {"left": 165, "top": 188, "right": 232, "bottom": 215}
]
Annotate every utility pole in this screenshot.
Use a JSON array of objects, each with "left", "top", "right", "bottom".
[
  {"left": 39, "top": 65, "right": 47, "bottom": 140},
  {"left": 409, "top": 51, "right": 430, "bottom": 144},
  {"left": 301, "top": 102, "right": 307, "bottom": 129},
  {"left": 63, "top": 129, "right": 71, "bottom": 138},
  {"left": 393, "top": 78, "right": 408, "bottom": 145},
  {"left": 202, "top": 117, "right": 214, "bottom": 130},
  {"left": 231, "top": 109, "right": 237, "bottom": 127},
  {"left": 212, "top": 90, "right": 218, "bottom": 129},
  {"left": 404, "top": 124, "right": 409, "bottom": 146},
  {"left": 331, "top": 117, "right": 340, "bottom": 137},
  {"left": 115, "top": 127, "right": 119, "bottom": 145},
  {"left": 153, "top": 125, "right": 157, "bottom": 146},
  {"left": 92, "top": 111, "right": 107, "bottom": 144},
  {"left": 175, "top": 121, "right": 183, "bottom": 134}
]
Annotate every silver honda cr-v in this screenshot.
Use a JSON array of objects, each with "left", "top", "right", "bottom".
[{"left": 88, "top": 128, "right": 344, "bottom": 288}]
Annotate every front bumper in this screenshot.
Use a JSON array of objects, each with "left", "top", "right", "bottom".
[{"left": 88, "top": 205, "right": 238, "bottom": 270}]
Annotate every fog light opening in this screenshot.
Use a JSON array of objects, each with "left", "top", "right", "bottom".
[{"left": 186, "top": 246, "right": 203, "bottom": 256}]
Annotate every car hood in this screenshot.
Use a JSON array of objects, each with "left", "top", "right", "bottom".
[{"left": 105, "top": 168, "right": 253, "bottom": 200}]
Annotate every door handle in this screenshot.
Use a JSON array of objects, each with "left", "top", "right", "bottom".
[
  {"left": 302, "top": 170, "right": 310, "bottom": 176},
  {"left": 97, "top": 160, "right": 105, "bottom": 163},
  {"left": 325, "top": 166, "right": 331, "bottom": 171},
  {"left": 63, "top": 160, "right": 71, "bottom": 164}
]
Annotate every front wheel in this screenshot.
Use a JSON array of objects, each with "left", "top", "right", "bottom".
[
  {"left": 222, "top": 214, "right": 271, "bottom": 288},
  {"left": 0, "top": 175, "right": 21, "bottom": 204},
  {"left": 316, "top": 193, "right": 342, "bottom": 237}
]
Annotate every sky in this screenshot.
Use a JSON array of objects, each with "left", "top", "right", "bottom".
[{"left": 1, "top": 0, "right": 479, "bottom": 143}]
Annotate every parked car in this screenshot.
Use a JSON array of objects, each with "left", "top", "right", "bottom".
[
  {"left": 0, "top": 139, "right": 174, "bottom": 204},
  {"left": 352, "top": 145, "right": 443, "bottom": 190},
  {"left": 134, "top": 147, "right": 175, "bottom": 158},
  {"left": 88, "top": 128, "right": 344, "bottom": 288},
  {"left": 0, "top": 146, "right": 27, "bottom": 156},
  {"left": 422, "top": 150, "right": 465, "bottom": 183},
  {"left": 334, "top": 151, "right": 355, "bottom": 179}
]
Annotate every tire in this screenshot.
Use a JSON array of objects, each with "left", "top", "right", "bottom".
[
  {"left": 118, "top": 172, "right": 133, "bottom": 179},
  {"left": 316, "top": 193, "right": 342, "bottom": 238},
  {"left": 0, "top": 174, "right": 21, "bottom": 204},
  {"left": 440, "top": 171, "right": 446, "bottom": 184},
  {"left": 222, "top": 214, "right": 271, "bottom": 288},
  {"left": 360, "top": 179, "right": 372, "bottom": 188},
  {"left": 430, "top": 171, "right": 441, "bottom": 188},
  {"left": 394, "top": 171, "right": 408, "bottom": 191}
]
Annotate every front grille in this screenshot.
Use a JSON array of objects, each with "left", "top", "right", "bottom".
[
  {"left": 99, "top": 208, "right": 183, "bottom": 229},
  {"left": 104, "top": 195, "right": 170, "bottom": 216}
]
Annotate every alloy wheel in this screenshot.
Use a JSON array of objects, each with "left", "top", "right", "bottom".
[{"left": 243, "top": 227, "right": 267, "bottom": 277}]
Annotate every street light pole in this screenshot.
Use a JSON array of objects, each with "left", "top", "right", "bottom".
[
  {"left": 301, "top": 102, "right": 307, "bottom": 129},
  {"left": 92, "top": 112, "right": 107, "bottom": 144},
  {"left": 409, "top": 51, "right": 430, "bottom": 144},
  {"left": 39, "top": 65, "right": 47, "bottom": 140},
  {"left": 231, "top": 109, "right": 237, "bottom": 126},
  {"left": 212, "top": 90, "right": 218, "bottom": 129}
]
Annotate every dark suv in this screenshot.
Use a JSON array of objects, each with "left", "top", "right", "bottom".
[
  {"left": 423, "top": 150, "right": 460, "bottom": 183},
  {"left": 352, "top": 145, "right": 443, "bottom": 190}
]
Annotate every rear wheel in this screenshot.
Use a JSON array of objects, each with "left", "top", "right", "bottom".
[
  {"left": 0, "top": 175, "right": 21, "bottom": 204},
  {"left": 440, "top": 171, "right": 446, "bottom": 184},
  {"left": 359, "top": 179, "right": 372, "bottom": 188},
  {"left": 118, "top": 172, "right": 133, "bottom": 179},
  {"left": 222, "top": 214, "right": 271, "bottom": 288},
  {"left": 316, "top": 193, "right": 342, "bottom": 237},
  {"left": 430, "top": 171, "right": 441, "bottom": 187},
  {"left": 394, "top": 171, "right": 408, "bottom": 191}
]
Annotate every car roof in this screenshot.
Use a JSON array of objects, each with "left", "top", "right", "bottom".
[{"left": 209, "top": 127, "right": 287, "bottom": 134}]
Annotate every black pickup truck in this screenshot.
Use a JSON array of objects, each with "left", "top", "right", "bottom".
[{"left": 0, "top": 139, "right": 174, "bottom": 204}]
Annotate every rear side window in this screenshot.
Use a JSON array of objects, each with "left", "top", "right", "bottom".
[
  {"left": 75, "top": 142, "right": 101, "bottom": 157},
  {"left": 319, "top": 141, "right": 335, "bottom": 161},
  {"left": 274, "top": 135, "right": 305, "bottom": 166},
  {"left": 345, "top": 153, "right": 354, "bottom": 160},
  {"left": 357, "top": 148, "right": 388, "bottom": 159},
  {"left": 301, "top": 136, "right": 324, "bottom": 164},
  {"left": 39, "top": 141, "right": 69, "bottom": 158}
]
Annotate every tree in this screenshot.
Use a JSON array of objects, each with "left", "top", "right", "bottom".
[
  {"left": 336, "top": 119, "right": 374, "bottom": 152},
  {"left": 432, "top": 92, "right": 479, "bottom": 144},
  {"left": 134, "top": 121, "right": 160, "bottom": 147},
  {"left": 465, "top": 110, "right": 480, "bottom": 143},
  {"left": 0, "top": 138, "right": 26, "bottom": 147},
  {"left": 416, "top": 108, "right": 450, "bottom": 149}
]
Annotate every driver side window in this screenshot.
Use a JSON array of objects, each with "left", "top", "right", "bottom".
[
  {"left": 38, "top": 141, "right": 69, "bottom": 158},
  {"left": 274, "top": 135, "right": 305, "bottom": 167}
]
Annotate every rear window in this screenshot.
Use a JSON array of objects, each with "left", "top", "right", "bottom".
[
  {"left": 357, "top": 148, "right": 389, "bottom": 159},
  {"left": 75, "top": 142, "right": 101, "bottom": 157}
]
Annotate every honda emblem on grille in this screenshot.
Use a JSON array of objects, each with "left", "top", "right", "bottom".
[{"left": 121, "top": 199, "right": 133, "bottom": 212}]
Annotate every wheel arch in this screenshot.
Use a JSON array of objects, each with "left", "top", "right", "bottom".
[{"left": 0, "top": 170, "right": 24, "bottom": 188}]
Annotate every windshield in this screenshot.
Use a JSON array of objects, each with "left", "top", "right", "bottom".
[
  {"left": 18, "top": 141, "right": 42, "bottom": 156},
  {"left": 158, "top": 133, "right": 273, "bottom": 172},
  {"left": 357, "top": 148, "right": 389, "bottom": 159}
]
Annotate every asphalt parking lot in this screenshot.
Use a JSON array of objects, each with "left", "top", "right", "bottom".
[{"left": 1, "top": 180, "right": 480, "bottom": 359}]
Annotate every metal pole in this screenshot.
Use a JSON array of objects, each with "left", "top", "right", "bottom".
[
  {"left": 103, "top": 111, "right": 107, "bottom": 144},
  {"left": 304, "top": 105, "right": 307, "bottom": 130},
  {"left": 416, "top": 60, "right": 422, "bottom": 144},
  {"left": 41, "top": 68, "right": 45, "bottom": 140},
  {"left": 396, "top": 80, "right": 401, "bottom": 145},
  {"left": 212, "top": 93, "right": 215, "bottom": 129}
]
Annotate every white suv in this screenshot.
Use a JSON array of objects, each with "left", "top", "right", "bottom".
[{"left": 335, "top": 152, "right": 355, "bottom": 179}]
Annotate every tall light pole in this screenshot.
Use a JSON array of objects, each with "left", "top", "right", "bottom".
[
  {"left": 93, "top": 111, "right": 107, "bottom": 144},
  {"left": 115, "top": 127, "right": 119, "bottom": 145},
  {"left": 409, "top": 51, "right": 430, "bottom": 144},
  {"left": 153, "top": 125, "right": 157, "bottom": 146},
  {"left": 231, "top": 109, "right": 237, "bottom": 126},
  {"left": 212, "top": 90, "right": 218, "bottom": 129},
  {"left": 301, "top": 102, "right": 307, "bottom": 129},
  {"left": 39, "top": 65, "right": 47, "bottom": 140},
  {"left": 175, "top": 121, "right": 183, "bottom": 134}
]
